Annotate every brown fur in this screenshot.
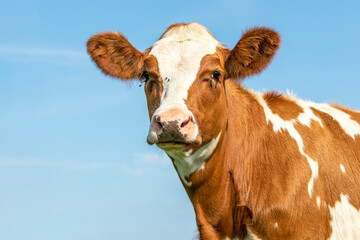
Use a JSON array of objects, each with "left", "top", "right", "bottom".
[
  {"left": 87, "top": 32, "right": 146, "bottom": 79},
  {"left": 264, "top": 91, "right": 304, "bottom": 120},
  {"left": 185, "top": 81, "right": 360, "bottom": 239},
  {"left": 225, "top": 27, "right": 281, "bottom": 80},
  {"left": 185, "top": 47, "right": 228, "bottom": 149},
  {"left": 143, "top": 55, "right": 162, "bottom": 119},
  {"left": 87, "top": 23, "right": 360, "bottom": 240}
]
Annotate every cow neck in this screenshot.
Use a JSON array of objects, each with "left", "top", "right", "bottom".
[
  {"left": 184, "top": 80, "right": 264, "bottom": 201},
  {"left": 224, "top": 81, "right": 267, "bottom": 206},
  {"left": 183, "top": 130, "right": 227, "bottom": 195},
  {"left": 183, "top": 81, "right": 265, "bottom": 238}
]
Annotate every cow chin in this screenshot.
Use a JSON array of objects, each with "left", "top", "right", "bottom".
[
  {"left": 157, "top": 133, "right": 202, "bottom": 152},
  {"left": 147, "top": 126, "right": 202, "bottom": 153}
]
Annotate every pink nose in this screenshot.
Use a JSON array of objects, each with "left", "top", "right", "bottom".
[
  {"left": 154, "top": 112, "right": 191, "bottom": 129},
  {"left": 147, "top": 109, "right": 196, "bottom": 144}
]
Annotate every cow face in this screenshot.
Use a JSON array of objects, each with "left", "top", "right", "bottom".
[
  {"left": 87, "top": 23, "right": 280, "bottom": 174},
  {"left": 142, "top": 24, "right": 228, "bottom": 152}
]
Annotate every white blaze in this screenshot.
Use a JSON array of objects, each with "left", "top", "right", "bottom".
[
  {"left": 149, "top": 23, "right": 219, "bottom": 125},
  {"left": 148, "top": 23, "right": 221, "bottom": 181}
]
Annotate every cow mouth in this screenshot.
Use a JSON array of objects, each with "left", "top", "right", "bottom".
[{"left": 156, "top": 141, "right": 189, "bottom": 149}]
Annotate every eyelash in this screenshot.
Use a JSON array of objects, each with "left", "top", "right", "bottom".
[
  {"left": 140, "top": 71, "right": 157, "bottom": 92},
  {"left": 142, "top": 71, "right": 149, "bottom": 82},
  {"left": 210, "top": 71, "right": 221, "bottom": 88},
  {"left": 139, "top": 71, "right": 149, "bottom": 87}
]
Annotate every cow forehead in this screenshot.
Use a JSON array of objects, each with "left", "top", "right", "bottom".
[{"left": 149, "top": 23, "right": 219, "bottom": 114}]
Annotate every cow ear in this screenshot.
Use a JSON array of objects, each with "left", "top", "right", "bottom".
[
  {"left": 87, "top": 32, "right": 145, "bottom": 80},
  {"left": 225, "top": 27, "right": 280, "bottom": 80}
]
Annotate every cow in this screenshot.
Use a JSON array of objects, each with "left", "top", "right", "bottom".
[{"left": 87, "top": 22, "right": 360, "bottom": 239}]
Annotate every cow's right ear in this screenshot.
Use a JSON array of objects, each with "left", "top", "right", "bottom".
[
  {"left": 225, "top": 27, "right": 280, "bottom": 80},
  {"left": 87, "top": 32, "right": 145, "bottom": 80}
]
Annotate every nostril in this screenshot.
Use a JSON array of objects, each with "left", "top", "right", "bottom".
[
  {"left": 180, "top": 117, "right": 191, "bottom": 128},
  {"left": 154, "top": 115, "right": 163, "bottom": 129}
]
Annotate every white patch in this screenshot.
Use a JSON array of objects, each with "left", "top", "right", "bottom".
[
  {"left": 312, "top": 104, "right": 360, "bottom": 139},
  {"left": 294, "top": 98, "right": 360, "bottom": 139},
  {"left": 251, "top": 91, "right": 319, "bottom": 197},
  {"left": 274, "top": 222, "right": 279, "bottom": 229},
  {"left": 245, "top": 227, "right": 262, "bottom": 240},
  {"left": 167, "top": 132, "right": 221, "bottom": 186},
  {"left": 306, "top": 156, "right": 319, "bottom": 197},
  {"left": 296, "top": 105, "right": 323, "bottom": 127},
  {"left": 340, "top": 164, "right": 346, "bottom": 173},
  {"left": 317, "top": 196, "right": 321, "bottom": 209},
  {"left": 224, "top": 227, "right": 261, "bottom": 239},
  {"left": 149, "top": 23, "right": 219, "bottom": 142},
  {"left": 328, "top": 194, "right": 360, "bottom": 239}
]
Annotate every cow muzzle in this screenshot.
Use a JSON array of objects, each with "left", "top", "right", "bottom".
[{"left": 147, "top": 109, "right": 200, "bottom": 149}]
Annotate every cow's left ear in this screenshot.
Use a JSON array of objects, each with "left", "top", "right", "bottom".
[
  {"left": 87, "top": 32, "right": 146, "bottom": 80},
  {"left": 225, "top": 27, "right": 281, "bottom": 80}
]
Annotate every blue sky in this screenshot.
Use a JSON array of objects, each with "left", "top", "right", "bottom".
[{"left": 1, "top": 1, "right": 360, "bottom": 239}]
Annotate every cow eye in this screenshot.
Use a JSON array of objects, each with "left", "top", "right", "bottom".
[
  {"left": 209, "top": 71, "right": 221, "bottom": 88},
  {"left": 141, "top": 71, "right": 149, "bottom": 81},
  {"left": 212, "top": 71, "right": 221, "bottom": 80}
]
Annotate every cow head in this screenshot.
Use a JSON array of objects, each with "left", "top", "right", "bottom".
[{"left": 87, "top": 23, "right": 280, "bottom": 181}]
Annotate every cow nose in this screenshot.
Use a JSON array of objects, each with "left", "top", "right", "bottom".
[
  {"left": 155, "top": 115, "right": 163, "bottom": 129},
  {"left": 154, "top": 114, "right": 191, "bottom": 130},
  {"left": 180, "top": 116, "right": 191, "bottom": 128},
  {"left": 147, "top": 109, "right": 196, "bottom": 144}
]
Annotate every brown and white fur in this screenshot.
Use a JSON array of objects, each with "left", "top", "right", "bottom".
[{"left": 87, "top": 22, "right": 360, "bottom": 239}]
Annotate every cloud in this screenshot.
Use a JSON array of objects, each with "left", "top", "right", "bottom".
[
  {"left": 0, "top": 158, "right": 49, "bottom": 167},
  {"left": 0, "top": 152, "right": 171, "bottom": 176},
  {"left": 0, "top": 157, "right": 117, "bottom": 169},
  {"left": 0, "top": 46, "right": 86, "bottom": 58},
  {"left": 132, "top": 152, "right": 170, "bottom": 167}
]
